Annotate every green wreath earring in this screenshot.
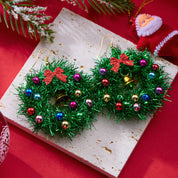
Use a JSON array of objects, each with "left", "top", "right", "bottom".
[
  {"left": 91, "top": 45, "right": 170, "bottom": 121},
  {"left": 17, "top": 49, "right": 99, "bottom": 139}
]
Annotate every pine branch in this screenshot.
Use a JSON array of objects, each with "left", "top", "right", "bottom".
[
  {"left": 63, "top": 0, "right": 135, "bottom": 14},
  {"left": 0, "top": 0, "right": 55, "bottom": 42}
]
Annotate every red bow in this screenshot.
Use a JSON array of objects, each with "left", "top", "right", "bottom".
[
  {"left": 43, "top": 67, "right": 68, "bottom": 85},
  {"left": 110, "top": 53, "right": 134, "bottom": 74}
]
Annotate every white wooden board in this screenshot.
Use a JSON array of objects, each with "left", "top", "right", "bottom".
[{"left": 0, "top": 8, "right": 177, "bottom": 177}]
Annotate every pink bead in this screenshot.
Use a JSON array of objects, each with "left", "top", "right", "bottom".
[
  {"left": 70, "top": 101, "right": 77, "bottom": 109},
  {"left": 86, "top": 99, "right": 93, "bottom": 107},
  {"left": 73, "top": 73, "right": 81, "bottom": 81},
  {"left": 35, "top": 115, "right": 43, "bottom": 123},
  {"left": 134, "top": 103, "right": 141, "bottom": 111},
  {"left": 140, "top": 59, "right": 147, "bottom": 67},
  {"left": 32, "top": 76, "right": 40, "bottom": 84},
  {"left": 155, "top": 87, "right": 164, "bottom": 94}
]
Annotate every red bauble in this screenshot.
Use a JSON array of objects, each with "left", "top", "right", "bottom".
[
  {"left": 27, "top": 107, "right": 35, "bottom": 115},
  {"left": 115, "top": 102, "right": 123, "bottom": 110},
  {"left": 0, "top": 112, "right": 10, "bottom": 165},
  {"left": 152, "top": 64, "right": 159, "bottom": 71},
  {"left": 102, "top": 78, "right": 109, "bottom": 86}
]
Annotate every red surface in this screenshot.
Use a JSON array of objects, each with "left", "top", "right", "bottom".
[{"left": 0, "top": 0, "right": 178, "bottom": 177}]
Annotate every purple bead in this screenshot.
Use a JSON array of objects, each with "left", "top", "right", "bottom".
[
  {"left": 69, "top": 101, "right": 77, "bottom": 109},
  {"left": 155, "top": 87, "right": 164, "bottom": 94},
  {"left": 73, "top": 73, "right": 81, "bottom": 81},
  {"left": 86, "top": 99, "right": 93, "bottom": 107},
  {"left": 32, "top": 76, "right": 40, "bottom": 84},
  {"left": 140, "top": 59, "right": 147, "bottom": 67},
  {"left": 99, "top": 68, "right": 107, "bottom": 75}
]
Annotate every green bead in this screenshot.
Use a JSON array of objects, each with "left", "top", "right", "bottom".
[
  {"left": 123, "top": 101, "right": 130, "bottom": 106},
  {"left": 77, "top": 113, "right": 83, "bottom": 118},
  {"left": 117, "top": 95, "right": 123, "bottom": 101}
]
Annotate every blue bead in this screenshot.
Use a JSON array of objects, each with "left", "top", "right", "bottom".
[
  {"left": 25, "top": 89, "right": 33, "bottom": 97},
  {"left": 34, "top": 93, "right": 41, "bottom": 100},
  {"left": 148, "top": 72, "right": 156, "bottom": 79},
  {"left": 56, "top": 112, "right": 64, "bottom": 120},
  {"left": 142, "top": 94, "right": 150, "bottom": 101}
]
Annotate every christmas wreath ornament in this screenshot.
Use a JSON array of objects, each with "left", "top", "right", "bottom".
[
  {"left": 91, "top": 46, "right": 170, "bottom": 121},
  {"left": 17, "top": 51, "right": 99, "bottom": 139}
]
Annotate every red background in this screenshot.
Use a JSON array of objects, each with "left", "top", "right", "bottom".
[{"left": 0, "top": 0, "right": 178, "bottom": 177}]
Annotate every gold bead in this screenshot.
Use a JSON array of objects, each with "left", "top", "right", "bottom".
[
  {"left": 104, "top": 94, "right": 110, "bottom": 102},
  {"left": 132, "top": 94, "right": 138, "bottom": 102},
  {"left": 62, "top": 121, "right": 69, "bottom": 129},
  {"left": 75, "top": 90, "right": 82, "bottom": 97},
  {"left": 123, "top": 76, "right": 134, "bottom": 85}
]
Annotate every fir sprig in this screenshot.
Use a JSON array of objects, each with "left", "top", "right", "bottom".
[
  {"left": 64, "top": 0, "right": 135, "bottom": 14},
  {"left": 0, "top": 0, "right": 54, "bottom": 42}
]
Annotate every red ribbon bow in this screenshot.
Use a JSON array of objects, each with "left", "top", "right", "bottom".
[
  {"left": 43, "top": 67, "right": 68, "bottom": 85},
  {"left": 110, "top": 53, "right": 134, "bottom": 74}
]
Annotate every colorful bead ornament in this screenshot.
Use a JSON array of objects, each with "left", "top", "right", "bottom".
[
  {"left": 35, "top": 115, "right": 43, "bottom": 123},
  {"left": 115, "top": 102, "right": 123, "bottom": 110},
  {"left": 142, "top": 94, "right": 150, "bottom": 101},
  {"left": 56, "top": 112, "right": 64, "bottom": 120},
  {"left": 32, "top": 76, "right": 40, "bottom": 84},
  {"left": 99, "top": 68, "right": 107, "bottom": 75},
  {"left": 25, "top": 89, "right": 33, "bottom": 97},
  {"left": 102, "top": 78, "right": 109, "bottom": 86},
  {"left": 86, "top": 99, "right": 93, "bottom": 107},
  {"left": 27, "top": 107, "right": 35, "bottom": 115},
  {"left": 155, "top": 87, "right": 164, "bottom": 94},
  {"left": 34, "top": 93, "right": 41, "bottom": 100},
  {"left": 152, "top": 64, "right": 159, "bottom": 71},
  {"left": 69, "top": 101, "right": 77, "bottom": 109},
  {"left": 134, "top": 103, "right": 141, "bottom": 111},
  {"left": 73, "top": 73, "right": 81, "bottom": 81},
  {"left": 140, "top": 59, "right": 147, "bottom": 67}
]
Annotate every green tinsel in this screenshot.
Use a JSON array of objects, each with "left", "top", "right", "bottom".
[
  {"left": 17, "top": 47, "right": 171, "bottom": 139},
  {"left": 91, "top": 47, "right": 170, "bottom": 121},
  {"left": 17, "top": 59, "right": 100, "bottom": 139}
]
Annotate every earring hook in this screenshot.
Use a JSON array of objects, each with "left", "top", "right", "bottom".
[
  {"left": 31, "top": 48, "right": 51, "bottom": 69},
  {"left": 97, "top": 35, "right": 114, "bottom": 59}
]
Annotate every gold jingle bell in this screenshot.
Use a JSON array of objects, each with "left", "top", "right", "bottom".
[
  {"left": 104, "top": 94, "right": 110, "bottom": 102},
  {"left": 132, "top": 94, "right": 139, "bottom": 102},
  {"left": 75, "top": 90, "right": 82, "bottom": 97},
  {"left": 123, "top": 76, "right": 135, "bottom": 85},
  {"left": 62, "top": 121, "right": 69, "bottom": 129},
  {"left": 55, "top": 90, "right": 69, "bottom": 106}
]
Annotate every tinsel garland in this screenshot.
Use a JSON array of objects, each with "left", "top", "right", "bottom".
[
  {"left": 17, "top": 59, "right": 100, "bottom": 139},
  {"left": 17, "top": 47, "right": 170, "bottom": 139},
  {"left": 91, "top": 47, "right": 170, "bottom": 121}
]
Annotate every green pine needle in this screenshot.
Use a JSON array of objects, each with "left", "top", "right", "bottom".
[
  {"left": 17, "top": 48, "right": 171, "bottom": 139},
  {"left": 0, "top": 0, "right": 54, "bottom": 41},
  {"left": 17, "top": 59, "right": 100, "bottom": 139},
  {"left": 91, "top": 47, "right": 171, "bottom": 122}
]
